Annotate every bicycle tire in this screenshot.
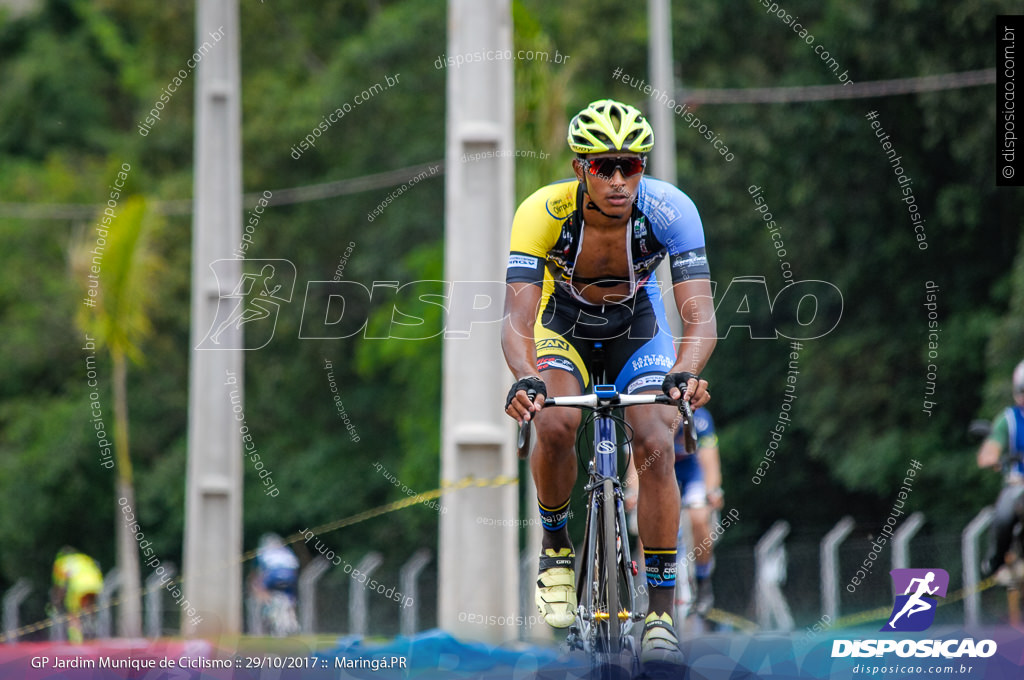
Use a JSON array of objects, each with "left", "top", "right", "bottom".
[{"left": 602, "top": 477, "right": 621, "bottom": 653}]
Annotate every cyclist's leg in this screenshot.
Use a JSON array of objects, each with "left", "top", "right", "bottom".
[
  {"left": 609, "top": 283, "right": 684, "bottom": 664},
  {"left": 78, "top": 593, "right": 98, "bottom": 640},
  {"left": 673, "top": 460, "right": 700, "bottom": 618},
  {"left": 610, "top": 286, "right": 680, "bottom": 619},
  {"left": 627, "top": 402, "right": 681, "bottom": 607},
  {"left": 65, "top": 592, "right": 84, "bottom": 644},
  {"left": 985, "top": 484, "right": 1024, "bottom": 577},
  {"left": 532, "top": 310, "right": 589, "bottom": 628},
  {"left": 682, "top": 459, "right": 715, "bottom": 617},
  {"left": 627, "top": 400, "right": 684, "bottom": 664},
  {"left": 688, "top": 504, "right": 715, "bottom": 616},
  {"left": 688, "top": 505, "right": 712, "bottom": 565},
  {"left": 532, "top": 306, "right": 590, "bottom": 552}
]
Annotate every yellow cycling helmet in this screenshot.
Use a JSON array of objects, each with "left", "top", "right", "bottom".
[{"left": 567, "top": 99, "right": 654, "bottom": 154}]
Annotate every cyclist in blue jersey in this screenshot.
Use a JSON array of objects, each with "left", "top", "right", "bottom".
[
  {"left": 979, "top": 360, "right": 1024, "bottom": 580},
  {"left": 250, "top": 533, "right": 300, "bottom": 635},
  {"left": 503, "top": 99, "right": 717, "bottom": 667},
  {"left": 673, "top": 408, "right": 723, "bottom": 620}
]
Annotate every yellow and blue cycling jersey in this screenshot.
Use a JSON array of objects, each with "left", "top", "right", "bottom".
[{"left": 507, "top": 177, "right": 710, "bottom": 393}]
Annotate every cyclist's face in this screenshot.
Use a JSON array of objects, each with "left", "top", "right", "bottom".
[{"left": 574, "top": 151, "right": 644, "bottom": 214}]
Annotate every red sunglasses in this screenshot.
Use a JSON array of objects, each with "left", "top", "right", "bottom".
[{"left": 583, "top": 156, "right": 647, "bottom": 179}]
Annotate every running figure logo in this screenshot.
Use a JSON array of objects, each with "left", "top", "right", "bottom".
[
  {"left": 880, "top": 568, "right": 949, "bottom": 632},
  {"left": 196, "top": 259, "right": 296, "bottom": 350}
]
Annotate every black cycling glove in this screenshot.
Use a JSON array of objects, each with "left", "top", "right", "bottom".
[
  {"left": 662, "top": 372, "right": 699, "bottom": 398},
  {"left": 505, "top": 377, "right": 547, "bottom": 409}
]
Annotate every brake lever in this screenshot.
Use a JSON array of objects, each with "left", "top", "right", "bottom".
[
  {"left": 679, "top": 399, "right": 697, "bottom": 454},
  {"left": 516, "top": 389, "right": 538, "bottom": 459}
]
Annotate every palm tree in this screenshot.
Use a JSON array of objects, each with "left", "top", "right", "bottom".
[{"left": 70, "top": 194, "right": 163, "bottom": 638}]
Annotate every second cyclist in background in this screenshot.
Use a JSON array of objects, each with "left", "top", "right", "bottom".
[
  {"left": 674, "top": 407, "right": 723, "bottom": 623},
  {"left": 250, "top": 533, "right": 300, "bottom": 636},
  {"left": 978, "top": 360, "right": 1024, "bottom": 583},
  {"left": 51, "top": 547, "right": 104, "bottom": 643}
]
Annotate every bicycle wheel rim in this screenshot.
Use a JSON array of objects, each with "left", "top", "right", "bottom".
[{"left": 602, "top": 477, "right": 621, "bottom": 653}]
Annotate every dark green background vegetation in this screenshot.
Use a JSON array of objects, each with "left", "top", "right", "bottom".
[{"left": 1, "top": 0, "right": 1021, "bottom": 632}]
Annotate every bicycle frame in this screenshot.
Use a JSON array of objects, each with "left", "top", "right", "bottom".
[{"left": 541, "top": 387, "right": 691, "bottom": 665}]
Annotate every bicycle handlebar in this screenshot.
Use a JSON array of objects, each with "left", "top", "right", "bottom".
[
  {"left": 544, "top": 393, "right": 679, "bottom": 408},
  {"left": 515, "top": 390, "right": 697, "bottom": 458}
]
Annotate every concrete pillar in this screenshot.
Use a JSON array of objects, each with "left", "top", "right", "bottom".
[
  {"left": 438, "top": 0, "right": 517, "bottom": 642},
  {"left": 182, "top": 0, "right": 243, "bottom": 636}
]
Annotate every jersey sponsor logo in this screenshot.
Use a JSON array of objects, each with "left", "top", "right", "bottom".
[
  {"left": 627, "top": 374, "right": 663, "bottom": 393},
  {"left": 634, "top": 252, "right": 663, "bottom": 272},
  {"left": 631, "top": 354, "right": 674, "bottom": 372},
  {"left": 536, "top": 337, "right": 571, "bottom": 352},
  {"left": 633, "top": 217, "right": 648, "bottom": 239},
  {"left": 546, "top": 196, "right": 573, "bottom": 219},
  {"left": 537, "top": 356, "right": 575, "bottom": 373},
  {"left": 672, "top": 251, "right": 707, "bottom": 270},
  {"left": 655, "top": 201, "right": 678, "bottom": 224},
  {"left": 508, "top": 254, "right": 539, "bottom": 269}
]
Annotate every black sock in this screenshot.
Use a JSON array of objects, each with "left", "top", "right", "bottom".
[
  {"left": 539, "top": 497, "right": 571, "bottom": 550},
  {"left": 645, "top": 547, "right": 677, "bottom": 617}
]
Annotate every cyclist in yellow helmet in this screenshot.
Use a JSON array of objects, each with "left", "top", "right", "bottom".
[
  {"left": 504, "top": 99, "right": 716, "bottom": 669},
  {"left": 51, "top": 547, "right": 104, "bottom": 643}
]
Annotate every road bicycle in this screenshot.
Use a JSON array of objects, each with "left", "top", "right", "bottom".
[
  {"left": 262, "top": 590, "right": 300, "bottom": 637},
  {"left": 969, "top": 419, "right": 1024, "bottom": 625},
  {"left": 518, "top": 353, "right": 694, "bottom": 674}
]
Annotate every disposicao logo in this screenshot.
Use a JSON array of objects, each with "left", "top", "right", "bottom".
[
  {"left": 882, "top": 568, "right": 948, "bottom": 632},
  {"left": 831, "top": 568, "right": 997, "bottom": 659}
]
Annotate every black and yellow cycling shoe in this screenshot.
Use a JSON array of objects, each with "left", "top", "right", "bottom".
[
  {"left": 640, "top": 611, "right": 685, "bottom": 667},
  {"left": 535, "top": 547, "right": 576, "bottom": 628}
]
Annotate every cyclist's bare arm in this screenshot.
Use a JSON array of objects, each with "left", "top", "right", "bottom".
[
  {"left": 977, "top": 439, "right": 1002, "bottom": 469},
  {"left": 667, "top": 278, "right": 717, "bottom": 406},
  {"left": 502, "top": 281, "right": 545, "bottom": 422}
]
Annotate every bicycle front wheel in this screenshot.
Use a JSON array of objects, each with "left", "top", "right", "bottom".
[{"left": 601, "top": 477, "right": 621, "bottom": 652}]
